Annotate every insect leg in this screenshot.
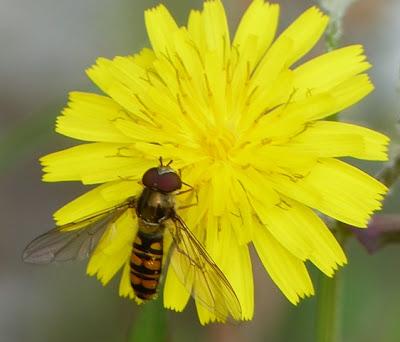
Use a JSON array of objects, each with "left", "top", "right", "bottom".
[{"left": 176, "top": 186, "right": 199, "bottom": 210}]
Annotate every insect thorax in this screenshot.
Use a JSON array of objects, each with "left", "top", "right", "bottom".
[{"left": 136, "top": 187, "right": 175, "bottom": 234}]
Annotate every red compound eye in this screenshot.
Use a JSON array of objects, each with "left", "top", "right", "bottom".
[
  {"left": 142, "top": 167, "right": 158, "bottom": 188},
  {"left": 142, "top": 167, "right": 182, "bottom": 193}
]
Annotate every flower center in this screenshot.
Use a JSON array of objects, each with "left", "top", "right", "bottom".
[{"left": 203, "top": 126, "right": 236, "bottom": 160}]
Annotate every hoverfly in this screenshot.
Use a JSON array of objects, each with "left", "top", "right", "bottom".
[{"left": 23, "top": 159, "right": 242, "bottom": 322}]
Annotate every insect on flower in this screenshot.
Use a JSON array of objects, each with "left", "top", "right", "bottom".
[{"left": 23, "top": 158, "right": 242, "bottom": 322}]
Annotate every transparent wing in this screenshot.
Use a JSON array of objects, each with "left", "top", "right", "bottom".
[
  {"left": 23, "top": 200, "right": 133, "bottom": 264},
  {"left": 168, "top": 214, "right": 242, "bottom": 322}
]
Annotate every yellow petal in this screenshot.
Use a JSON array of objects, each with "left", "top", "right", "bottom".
[
  {"left": 238, "top": 70, "right": 294, "bottom": 135},
  {"left": 273, "top": 158, "right": 387, "bottom": 227},
  {"left": 229, "top": 179, "right": 256, "bottom": 245},
  {"left": 145, "top": 4, "right": 179, "bottom": 56},
  {"left": 134, "top": 142, "right": 207, "bottom": 170},
  {"left": 132, "top": 48, "right": 156, "bottom": 69},
  {"left": 229, "top": 244, "right": 254, "bottom": 320},
  {"left": 201, "top": 0, "right": 230, "bottom": 63},
  {"left": 234, "top": 144, "right": 317, "bottom": 176},
  {"left": 264, "top": 75, "right": 373, "bottom": 123},
  {"left": 86, "top": 57, "right": 154, "bottom": 124},
  {"left": 289, "top": 75, "right": 373, "bottom": 122},
  {"left": 94, "top": 209, "right": 136, "bottom": 256},
  {"left": 41, "top": 142, "right": 154, "bottom": 184},
  {"left": 182, "top": 217, "right": 247, "bottom": 324},
  {"left": 203, "top": 50, "right": 228, "bottom": 122},
  {"left": 319, "top": 74, "right": 374, "bottom": 119},
  {"left": 195, "top": 302, "right": 218, "bottom": 325},
  {"left": 233, "top": 0, "right": 279, "bottom": 69},
  {"left": 173, "top": 29, "right": 209, "bottom": 117},
  {"left": 294, "top": 45, "right": 371, "bottom": 96},
  {"left": 214, "top": 217, "right": 254, "bottom": 321},
  {"left": 273, "top": 6, "right": 328, "bottom": 66},
  {"left": 288, "top": 121, "right": 389, "bottom": 160},
  {"left": 86, "top": 49, "right": 155, "bottom": 120},
  {"left": 244, "top": 92, "right": 336, "bottom": 142},
  {"left": 210, "top": 163, "right": 232, "bottom": 216},
  {"left": 250, "top": 36, "right": 293, "bottom": 90},
  {"left": 87, "top": 245, "right": 129, "bottom": 285},
  {"left": 163, "top": 229, "right": 192, "bottom": 312},
  {"left": 233, "top": 166, "right": 280, "bottom": 206},
  {"left": 86, "top": 57, "right": 113, "bottom": 94},
  {"left": 119, "top": 260, "right": 135, "bottom": 299},
  {"left": 186, "top": 10, "right": 235, "bottom": 128},
  {"left": 249, "top": 192, "right": 346, "bottom": 272},
  {"left": 100, "top": 180, "right": 142, "bottom": 202},
  {"left": 56, "top": 92, "right": 133, "bottom": 143},
  {"left": 113, "top": 118, "right": 174, "bottom": 143},
  {"left": 188, "top": 9, "right": 205, "bottom": 52},
  {"left": 96, "top": 53, "right": 193, "bottom": 135},
  {"left": 163, "top": 265, "right": 191, "bottom": 312},
  {"left": 253, "top": 222, "right": 314, "bottom": 304},
  {"left": 52, "top": 180, "right": 140, "bottom": 225},
  {"left": 87, "top": 210, "right": 135, "bottom": 285}
]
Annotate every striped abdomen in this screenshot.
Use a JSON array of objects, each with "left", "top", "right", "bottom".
[{"left": 130, "top": 230, "right": 163, "bottom": 300}]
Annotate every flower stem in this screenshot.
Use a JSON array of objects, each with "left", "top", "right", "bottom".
[
  {"left": 315, "top": 227, "right": 346, "bottom": 342},
  {"left": 129, "top": 296, "right": 167, "bottom": 342},
  {"left": 315, "top": 270, "right": 342, "bottom": 342}
]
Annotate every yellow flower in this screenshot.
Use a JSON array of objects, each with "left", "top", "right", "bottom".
[{"left": 41, "top": 0, "right": 388, "bottom": 324}]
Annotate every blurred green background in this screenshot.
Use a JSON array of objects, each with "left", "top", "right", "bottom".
[{"left": 1, "top": 0, "right": 400, "bottom": 341}]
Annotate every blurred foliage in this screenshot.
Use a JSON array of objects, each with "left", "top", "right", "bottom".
[{"left": 0, "top": 109, "right": 55, "bottom": 174}]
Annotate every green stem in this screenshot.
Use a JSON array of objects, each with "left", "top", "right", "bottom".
[
  {"left": 315, "top": 227, "right": 346, "bottom": 342},
  {"left": 315, "top": 270, "right": 342, "bottom": 342},
  {"left": 128, "top": 295, "right": 167, "bottom": 342}
]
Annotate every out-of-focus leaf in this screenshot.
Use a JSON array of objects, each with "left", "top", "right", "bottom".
[
  {"left": 0, "top": 109, "right": 57, "bottom": 173},
  {"left": 376, "top": 153, "right": 400, "bottom": 188},
  {"left": 128, "top": 295, "right": 167, "bottom": 342},
  {"left": 352, "top": 214, "right": 400, "bottom": 253},
  {"left": 318, "top": 0, "right": 359, "bottom": 51}
]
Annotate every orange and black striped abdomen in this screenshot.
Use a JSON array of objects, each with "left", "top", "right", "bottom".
[{"left": 130, "top": 230, "right": 163, "bottom": 300}]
